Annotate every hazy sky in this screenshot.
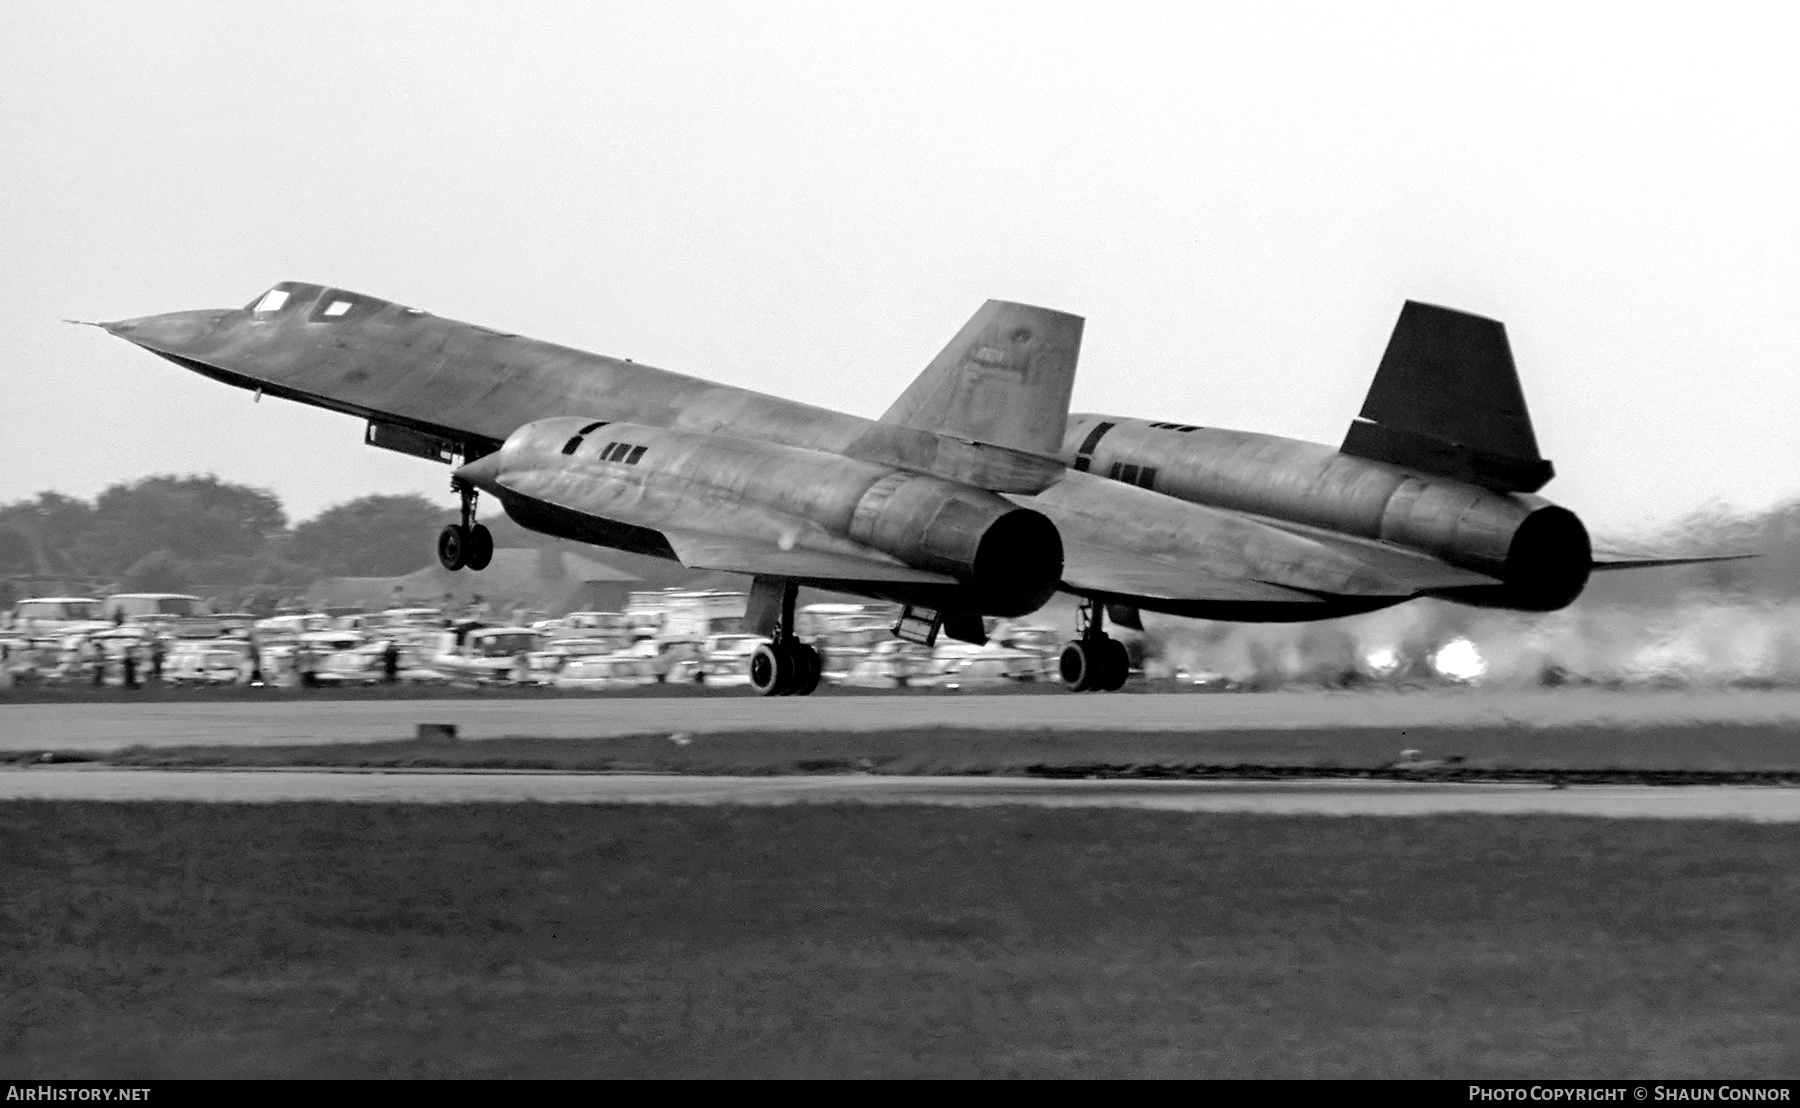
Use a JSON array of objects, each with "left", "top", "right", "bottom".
[{"left": 3, "top": 2, "right": 1794, "bottom": 538}]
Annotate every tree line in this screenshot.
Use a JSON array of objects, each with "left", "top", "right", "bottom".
[{"left": 0, "top": 475, "right": 536, "bottom": 612}]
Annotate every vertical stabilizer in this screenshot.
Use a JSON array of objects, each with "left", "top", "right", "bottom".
[
  {"left": 1340, "top": 301, "right": 1554, "bottom": 492},
  {"left": 879, "top": 300, "right": 1084, "bottom": 456}
]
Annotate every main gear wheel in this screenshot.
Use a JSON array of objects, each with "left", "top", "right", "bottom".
[{"left": 749, "top": 639, "right": 822, "bottom": 697}]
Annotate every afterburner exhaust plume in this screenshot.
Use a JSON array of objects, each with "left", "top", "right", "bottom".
[{"left": 1147, "top": 597, "right": 1800, "bottom": 689}]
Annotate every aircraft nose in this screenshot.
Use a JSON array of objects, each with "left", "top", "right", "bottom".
[
  {"left": 101, "top": 309, "right": 229, "bottom": 352},
  {"left": 454, "top": 450, "right": 505, "bottom": 496}
]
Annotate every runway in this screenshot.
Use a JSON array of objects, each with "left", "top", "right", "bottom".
[
  {"left": 6, "top": 766, "right": 1800, "bottom": 820},
  {"left": 6, "top": 687, "right": 1800, "bottom": 752}
]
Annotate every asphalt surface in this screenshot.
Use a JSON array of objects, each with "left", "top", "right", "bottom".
[
  {"left": 5, "top": 767, "right": 1800, "bottom": 820},
  {"left": 6, "top": 687, "right": 1800, "bottom": 752}
]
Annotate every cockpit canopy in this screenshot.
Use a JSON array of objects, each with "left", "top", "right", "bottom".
[{"left": 242, "top": 282, "right": 423, "bottom": 323}]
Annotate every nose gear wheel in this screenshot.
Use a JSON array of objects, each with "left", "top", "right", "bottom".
[{"left": 437, "top": 479, "right": 493, "bottom": 571}]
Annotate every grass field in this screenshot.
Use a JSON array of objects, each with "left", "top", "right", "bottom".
[
  {"left": 30, "top": 722, "right": 1800, "bottom": 779},
  {"left": 4, "top": 802, "right": 1798, "bottom": 1078}
]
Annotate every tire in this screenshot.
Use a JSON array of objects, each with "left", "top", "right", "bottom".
[
  {"left": 1059, "top": 641, "right": 1096, "bottom": 692},
  {"left": 750, "top": 641, "right": 791, "bottom": 697},
  {"left": 464, "top": 524, "right": 494, "bottom": 571},
  {"left": 437, "top": 524, "right": 468, "bottom": 571},
  {"left": 790, "top": 642, "right": 822, "bottom": 696},
  {"left": 1102, "top": 638, "right": 1130, "bottom": 691}
]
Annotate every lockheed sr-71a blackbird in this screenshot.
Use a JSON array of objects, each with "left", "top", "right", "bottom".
[{"left": 94, "top": 283, "right": 1722, "bottom": 694}]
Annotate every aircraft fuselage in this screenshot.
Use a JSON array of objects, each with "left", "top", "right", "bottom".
[{"left": 107, "top": 284, "right": 1063, "bottom": 495}]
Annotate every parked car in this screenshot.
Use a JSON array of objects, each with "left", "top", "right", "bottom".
[
  {"left": 287, "top": 630, "right": 366, "bottom": 686},
  {"left": 312, "top": 644, "right": 391, "bottom": 685},
  {"left": 696, "top": 633, "right": 762, "bottom": 686},
  {"left": 525, "top": 636, "right": 638, "bottom": 685},
  {"left": 558, "top": 610, "right": 630, "bottom": 635},
  {"left": 834, "top": 642, "right": 936, "bottom": 688},
  {"left": 550, "top": 653, "right": 663, "bottom": 690},
  {"left": 432, "top": 627, "right": 543, "bottom": 683},
  {"left": 165, "top": 640, "right": 255, "bottom": 684},
  {"left": 102, "top": 593, "right": 222, "bottom": 638},
  {"left": 7, "top": 597, "right": 109, "bottom": 636},
  {"left": 211, "top": 612, "right": 259, "bottom": 637},
  {"left": 253, "top": 613, "right": 334, "bottom": 642},
  {"left": 928, "top": 649, "right": 1052, "bottom": 690},
  {"left": 0, "top": 636, "right": 65, "bottom": 684}
]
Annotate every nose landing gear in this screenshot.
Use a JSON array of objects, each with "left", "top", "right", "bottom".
[
  {"left": 1060, "top": 598, "right": 1129, "bottom": 692},
  {"left": 438, "top": 478, "right": 494, "bottom": 571}
]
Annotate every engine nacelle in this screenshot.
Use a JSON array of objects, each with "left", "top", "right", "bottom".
[
  {"left": 849, "top": 472, "right": 1062, "bottom": 616},
  {"left": 1378, "top": 483, "right": 1592, "bottom": 610},
  {"left": 1064, "top": 419, "right": 1602, "bottom": 613}
]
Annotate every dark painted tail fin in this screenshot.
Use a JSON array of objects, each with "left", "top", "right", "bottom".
[
  {"left": 1340, "top": 301, "right": 1554, "bottom": 493},
  {"left": 879, "top": 300, "right": 1083, "bottom": 457}
]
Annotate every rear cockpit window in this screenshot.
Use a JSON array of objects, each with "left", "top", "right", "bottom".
[
  {"left": 310, "top": 296, "right": 357, "bottom": 322},
  {"left": 308, "top": 289, "right": 390, "bottom": 323},
  {"left": 626, "top": 445, "right": 647, "bottom": 464}
]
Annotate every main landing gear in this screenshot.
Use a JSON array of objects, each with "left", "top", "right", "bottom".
[
  {"left": 437, "top": 478, "right": 493, "bottom": 572},
  {"left": 1060, "top": 598, "right": 1129, "bottom": 692},
  {"left": 747, "top": 579, "right": 822, "bottom": 697}
]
